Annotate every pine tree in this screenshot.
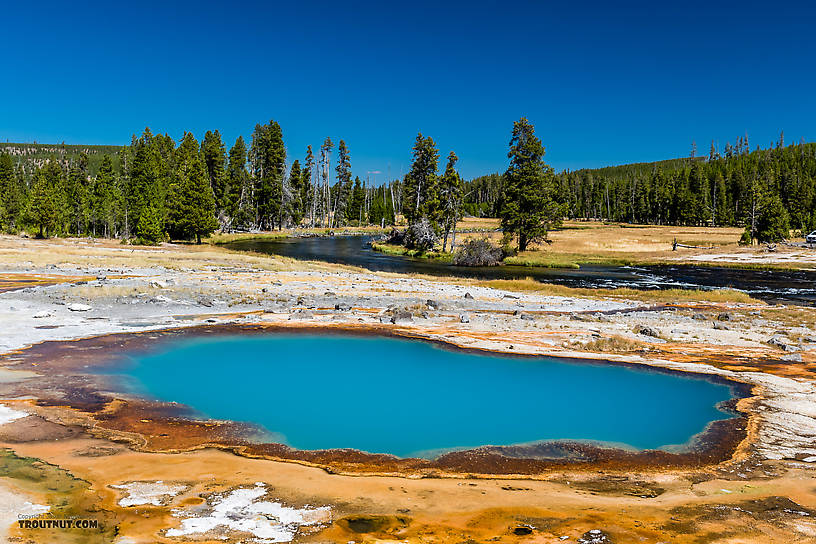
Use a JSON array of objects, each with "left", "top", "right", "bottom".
[
  {"left": 91, "top": 155, "right": 118, "bottom": 237},
  {"left": 687, "top": 163, "right": 706, "bottom": 225},
  {"left": 333, "top": 140, "right": 352, "bottom": 226},
  {"left": 368, "top": 185, "right": 395, "bottom": 227},
  {"left": 250, "top": 121, "right": 286, "bottom": 230},
  {"left": 26, "top": 168, "right": 60, "bottom": 238},
  {"left": 0, "top": 153, "right": 23, "bottom": 232},
  {"left": 713, "top": 171, "right": 729, "bottom": 225},
  {"left": 499, "top": 118, "right": 562, "bottom": 252},
  {"left": 42, "top": 159, "right": 68, "bottom": 235},
  {"left": 135, "top": 205, "right": 164, "bottom": 244},
  {"left": 302, "top": 146, "right": 314, "bottom": 226},
  {"left": 288, "top": 160, "right": 303, "bottom": 225},
  {"left": 226, "top": 136, "right": 251, "bottom": 229},
  {"left": 127, "top": 128, "right": 164, "bottom": 238},
  {"left": 166, "top": 132, "right": 218, "bottom": 243},
  {"left": 65, "top": 154, "right": 90, "bottom": 234},
  {"left": 201, "top": 130, "right": 228, "bottom": 211},
  {"left": 754, "top": 194, "right": 790, "bottom": 243},
  {"left": 743, "top": 169, "right": 765, "bottom": 243},
  {"left": 347, "top": 176, "right": 365, "bottom": 224},
  {"left": 319, "top": 138, "right": 334, "bottom": 227},
  {"left": 438, "top": 151, "right": 463, "bottom": 252},
  {"left": 403, "top": 133, "right": 440, "bottom": 225}
]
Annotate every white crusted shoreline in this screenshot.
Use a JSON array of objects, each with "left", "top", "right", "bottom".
[{"left": 1, "top": 258, "right": 815, "bottom": 466}]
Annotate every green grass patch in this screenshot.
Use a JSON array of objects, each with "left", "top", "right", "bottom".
[
  {"left": 503, "top": 255, "right": 581, "bottom": 269},
  {"left": 370, "top": 242, "right": 453, "bottom": 262},
  {"left": 503, "top": 253, "right": 636, "bottom": 269},
  {"left": 0, "top": 448, "right": 119, "bottom": 543}
]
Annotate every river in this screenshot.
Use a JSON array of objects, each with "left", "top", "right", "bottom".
[{"left": 225, "top": 235, "right": 816, "bottom": 305}]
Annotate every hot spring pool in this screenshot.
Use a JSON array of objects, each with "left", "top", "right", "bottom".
[{"left": 112, "top": 333, "right": 736, "bottom": 458}]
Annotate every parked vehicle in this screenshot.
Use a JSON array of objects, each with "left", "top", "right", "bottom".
[{"left": 806, "top": 231, "right": 816, "bottom": 244}]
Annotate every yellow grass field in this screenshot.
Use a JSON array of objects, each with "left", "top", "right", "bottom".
[
  {"left": 210, "top": 219, "right": 814, "bottom": 270},
  {"left": 450, "top": 220, "right": 748, "bottom": 268}
]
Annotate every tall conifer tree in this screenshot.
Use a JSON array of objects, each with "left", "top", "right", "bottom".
[
  {"left": 333, "top": 140, "right": 352, "bottom": 227},
  {"left": 250, "top": 121, "right": 286, "bottom": 229},
  {"left": 226, "top": 136, "right": 251, "bottom": 228},
  {"left": 201, "top": 130, "right": 228, "bottom": 210},
  {"left": 92, "top": 154, "right": 118, "bottom": 237},
  {"left": 439, "top": 151, "right": 463, "bottom": 251},
  {"left": 403, "top": 133, "right": 440, "bottom": 225},
  {"left": 288, "top": 160, "right": 303, "bottom": 225},
  {"left": 302, "top": 145, "right": 314, "bottom": 226},
  {"left": 499, "top": 118, "right": 562, "bottom": 252},
  {"left": 166, "top": 132, "right": 218, "bottom": 243},
  {"left": 0, "top": 153, "right": 23, "bottom": 231},
  {"left": 26, "top": 168, "right": 60, "bottom": 238}
]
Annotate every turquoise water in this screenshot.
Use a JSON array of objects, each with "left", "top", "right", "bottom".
[{"left": 115, "top": 334, "right": 735, "bottom": 458}]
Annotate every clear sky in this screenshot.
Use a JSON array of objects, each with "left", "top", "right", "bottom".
[{"left": 2, "top": 0, "right": 814, "bottom": 180}]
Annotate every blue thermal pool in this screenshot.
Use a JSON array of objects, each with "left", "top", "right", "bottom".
[{"left": 112, "top": 334, "right": 736, "bottom": 458}]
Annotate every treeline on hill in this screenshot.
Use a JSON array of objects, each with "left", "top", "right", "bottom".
[
  {"left": 0, "top": 123, "right": 403, "bottom": 243},
  {"left": 3, "top": 124, "right": 809, "bottom": 247},
  {"left": 0, "top": 142, "right": 123, "bottom": 178},
  {"left": 0, "top": 117, "right": 571, "bottom": 255},
  {"left": 465, "top": 135, "right": 816, "bottom": 243}
]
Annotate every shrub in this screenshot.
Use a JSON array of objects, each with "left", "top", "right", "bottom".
[
  {"left": 453, "top": 237, "right": 503, "bottom": 267},
  {"left": 385, "top": 227, "right": 405, "bottom": 245},
  {"left": 404, "top": 218, "right": 438, "bottom": 251}
]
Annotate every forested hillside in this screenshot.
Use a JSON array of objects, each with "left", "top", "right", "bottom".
[
  {"left": 0, "top": 126, "right": 401, "bottom": 242},
  {"left": 463, "top": 137, "right": 816, "bottom": 243},
  {"left": 1, "top": 127, "right": 812, "bottom": 245},
  {"left": 0, "top": 142, "right": 122, "bottom": 178}
]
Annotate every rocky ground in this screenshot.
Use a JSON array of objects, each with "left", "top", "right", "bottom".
[{"left": 1, "top": 235, "right": 815, "bottom": 543}]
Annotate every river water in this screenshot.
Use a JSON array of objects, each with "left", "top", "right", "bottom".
[{"left": 225, "top": 235, "right": 816, "bottom": 305}]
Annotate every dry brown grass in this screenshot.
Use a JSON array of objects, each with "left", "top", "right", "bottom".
[
  {"left": 547, "top": 222, "right": 743, "bottom": 254},
  {"left": 456, "top": 217, "right": 501, "bottom": 231},
  {"left": 575, "top": 336, "right": 649, "bottom": 353},
  {"left": 545, "top": 222, "right": 737, "bottom": 260},
  {"left": 0, "top": 235, "right": 331, "bottom": 274},
  {"left": 448, "top": 221, "right": 747, "bottom": 268},
  {"left": 759, "top": 307, "right": 816, "bottom": 331}
]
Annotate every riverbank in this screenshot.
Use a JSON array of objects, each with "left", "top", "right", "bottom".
[
  {"left": 1, "top": 234, "right": 815, "bottom": 542},
  {"left": 233, "top": 219, "right": 816, "bottom": 272}
]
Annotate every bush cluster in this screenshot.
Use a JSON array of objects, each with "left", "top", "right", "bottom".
[{"left": 453, "top": 237, "right": 503, "bottom": 267}]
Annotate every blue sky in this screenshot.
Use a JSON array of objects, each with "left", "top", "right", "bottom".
[{"left": 2, "top": 1, "right": 814, "bottom": 180}]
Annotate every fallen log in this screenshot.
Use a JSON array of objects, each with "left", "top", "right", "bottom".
[{"left": 672, "top": 238, "right": 714, "bottom": 251}]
